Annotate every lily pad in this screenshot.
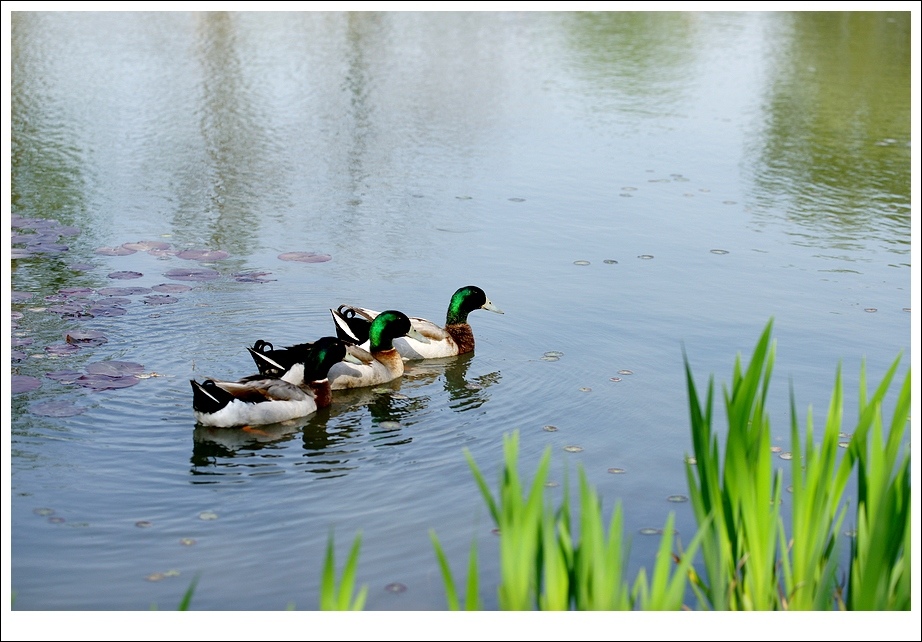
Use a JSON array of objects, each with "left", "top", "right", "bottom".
[
  {"left": 45, "top": 343, "right": 81, "bottom": 356},
  {"left": 86, "top": 361, "right": 144, "bottom": 377},
  {"left": 277, "top": 251, "right": 332, "bottom": 263},
  {"left": 65, "top": 330, "right": 108, "bottom": 346},
  {"left": 74, "top": 374, "right": 140, "bottom": 390},
  {"left": 164, "top": 267, "right": 220, "bottom": 282},
  {"left": 176, "top": 249, "right": 229, "bottom": 261},
  {"left": 31, "top": 400, "right": 86, "bottom": 417},
  {"left": 107, "top": 271, "right": 143, "bottom": 280},
  {"left": 96, "top": 245, "right": 137, "bottom": 256},
  {"left": 143, "top": 295, "right": 179, "bottom": 305},
  {"left": 122, "top": 240, "right": 171, "bottom": 251},
  {"left": 13, "top": 375, "right": 42, "bottom": 393},
  {"left": 98, "top": 286, "right": 152, "bottom": 296},
  {"left": 151, "top": 283, "right": 192, "bottom": 293}
]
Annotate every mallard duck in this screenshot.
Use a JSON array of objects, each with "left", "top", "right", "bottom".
[
  {"left": 327, "top": 309, "right": 429, "bottom": 389},
  {"left": 332, "top": 285, "right": 503, "bottom": 360},
  {"left": 191, "top": 336, "right": 347, "bottom": 428}
]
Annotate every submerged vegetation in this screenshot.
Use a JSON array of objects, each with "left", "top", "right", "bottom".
[{"left": 320, "top": 321, "right": 910, "bottom": 611}]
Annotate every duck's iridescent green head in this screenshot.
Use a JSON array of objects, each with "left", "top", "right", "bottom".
[
  {"left": 304, "top": 336, "right": 348, "bottom": 381},
  {"left": 445, "top": 286, "right": 504, "bottom": 325},
  {"left": 368, "top": 310, "right": 425, "bottom": 351}
]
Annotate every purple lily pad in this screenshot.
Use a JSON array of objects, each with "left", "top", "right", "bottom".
[
  {"left": 59, "top": 286, "right": 95, "bottom": 295},
  {"left": 233, "top": 271, "right": 275, "bottom": 283},
  {"left": 151, "top": 283, "right": 192, "bottom": 293},
  {"left": 57, "top": 225, "right": 81, "bottom": 237},
  {"left": 65, "top": 330, "right": 108, "bottom": 346},
  {"left": 86, "top": 305, "right": 127, "bottom": 317},
  {"left": 74, "top": 374, "right": 140, "bottom": 390},
  {"left": 122, "top": 240, "right": 171, "bottom": 251},
  {"left": 164, "top": 267, "right": 220, "bottom": 282},
  {"left": 96, "top": 296, "right": 132, "bottom": 306},
  {"left": 143, "top": 295, "right": 179, "bottom": 305},
  {"left": 278, "top": 251, "right": 332, "bottom": 263},
  {"left": 86, "top": 361, "right": 144, "bottom": 376},
  {"left": 12, "top": 350, "right": 27, "bottom": 361},
  {"left": 11, "top": 248, "right": 34, "bottom": 259},
  {"left": 29, "top": 243, "right": 70, "bottom": 253},
  {"left": 13, "top": 375, "right": 42, "bottom": 394},
  {"left": 47, "top": 303, "right": 88, "bottom": 315},
  {"left": 11, "top": 215, "right": 43, "bottom": 228},
  {"left": 12, "top": 311, "right": 24, "bottom": 321},
  {"left": 12, "top": 291, "right": 35, "bottom": 302},
  {"left": 12, "top": 337, "right": 34, "bottom": 347},
  {"left": 46, "top": 370, "right": 84, "bottom": 383},
  {"left": 31, "top": 400, "right": 87, "bottom": 417},
  {"left": 107, "top": 271, "right": 143, "bottom": 280},
  {"left": 97, "top": 286, "right": 152, "bottom": 296},
  {"left": 176, "top": 249, "right": 230, "bottom": 261},
  {"left": 45, "top": 343, "right": 81, "bottom": 356},
  {"left": 96, "top": 245, "right": 137, "bottom": 256}
]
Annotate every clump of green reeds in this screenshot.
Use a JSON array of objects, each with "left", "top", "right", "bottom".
[
  {"left": 431, "top": 431, "right": 702, "bottom": 610},
  {"left": 319, "top": 531, "right": 367, "bottom": 610},
  {"left": 684, "top": 320, "right": 910, "bottom": 610}
]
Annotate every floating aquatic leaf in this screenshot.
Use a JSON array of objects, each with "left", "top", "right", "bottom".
[
  {"left": 864, "top": 308, "right": 877, "bottom": 313},
  {"left": 164, "top": 267, "right": 220, "bottom": 281},
  {"left": 11, "top": 311, "right": 24, "bottom": 321},
  {"left": 12, "top": 337, "right": 33, "bottom": 347},
  {"left": 233, "top": 271, "right": 275, "bottom": 283},
  {"left": 65, "top": 330, "right": 107, "bottom": 346},
  {"left": 710, "top": 249, "right": 729, "bottom": 255},
  {"left": 11, "top": 248, "right": 34, "bottom": 258},
  {"left": 543, "top": 425, "right": 558, "bottom": 432},
  {"left": 74, "top": 374, "right": 140, "bottom": 390},
  {"left": 59, "top": 286, "right": 95, "bottom": 295},
  {"left": 46, "top": 370, "right": 83, "bottom": 383},
  {"left": 45, "top": 343, "right": 81, "bottom": 356},
  {"left": 277, "top": 251, "right": 332, "bottom": 263},
  {"left": 96, "top": 296, "right": 132, "bottom": 306},
  {"left": 176, "top": 249, "right": 229, "bottom": 261},
  {"left": 607, "top": 467, "right": 626, "bottom": 474},
  {"left": 579, "top": 387, "right": 592, "bottom": 392},
  {"left": 107, "top": 271, "right": 143, "bottom": 280},
  {"left": 87, "top": 305, "right": 127, "bottom": 317},
  {"left": 617, "top": 369, "right": 633, "bottom": 375},
  {"left": 29, "top": 243, "right": 70, "bottom": 253},
  {"left": 199, "top": 511, "right": 218, "bottom": 520},
  {"left": 541, "top": 355, "right": 559, "bottom": 362},
  {"left": 86, "top": 361, "right": 144, "bottom": 377},
  {"left": 96, "top": 245, "right": 137, "bottom": 256},
  {"left": 31, "top": 400, "right": 86, "bottom": 417},
  {"left": 564, "top": 445, "right": 583, "bottom": 453},
  {"left": 603, "top": 259, "right": 618, "bottom": 264},
  {"left": 122, "top": 240, "right": 171, "bottom": 251},
  {"left": 151, "top": 283, "right": 192, "bottom": 293},
  {"left": 544, "top": 351, "right": 564, "bottom": 358},
  {"left": 98, "top": 286, "right": 151, "bottom": 296},
  {"left": 638, "top": 254, "right": 654, "bottom": 260},
  {"left": 573, "top": 260, "right": 590, "bottom": 266},
  {"left": 609, "top": 377, "right": 622, "bottom": 382},
  {"left": 143, "top": 295, "right": 179, "bottom": 305},
  {"left": 11, "top": 291, "right": 35, "bottom": 302},
  {"left": 12, "top": 350, "right": 27, "bottom": 361}
]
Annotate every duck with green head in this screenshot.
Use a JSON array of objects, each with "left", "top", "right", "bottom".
[
  {"left": 332, "top": 285, "right": 503, "bottom": 360},
  {"left": 191, "top": 336, "right": 348, "bottom": 428},
  {"left": 327, "top": 309, "right": 429, "bottom": 389}
]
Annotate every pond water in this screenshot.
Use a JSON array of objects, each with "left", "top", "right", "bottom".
[{"left": 7, "top": 10, "right": 913, "bottom": 622}]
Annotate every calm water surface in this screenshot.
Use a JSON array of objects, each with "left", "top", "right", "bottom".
[{"left": 7, "top": 11, "right": 913, "bottom": 614}]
